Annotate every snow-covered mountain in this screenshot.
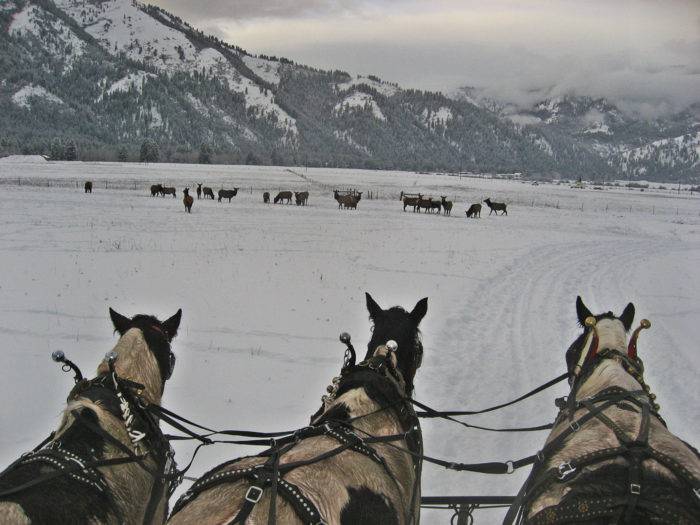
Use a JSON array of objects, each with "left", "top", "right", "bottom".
[
  {"left": 453, "top": 88, "right": 699, "bottom": 181},
  {"left": 1, "top": 0, "right": 696, "bottom": 181}
]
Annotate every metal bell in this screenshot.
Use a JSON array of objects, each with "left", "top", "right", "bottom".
[
  {"left": 386, "top": 340, "right": 398, "bottom": 353},
  {"left": 339, "top": 332, "right": 351, "bottom": 344},
  {"left": 51, "top": 350, "right": 65, "bottom": 362},
  {"left": 105, "top": 351, "right": 118, "bottom": 363}
]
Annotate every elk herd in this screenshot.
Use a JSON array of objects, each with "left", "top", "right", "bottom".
[{"left": 400, "top": 191, "right": 507, "bottom": 218}]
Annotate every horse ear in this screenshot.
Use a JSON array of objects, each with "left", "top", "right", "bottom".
[
  {"left": 109, "top": 308, "right": 131, "bottom": 335},
  {"left": 366, "top": 293, "right": 383, "bottom": 320},
  {"left": 162, "top": 309, "right": 182, "bottom": 340},
  {"left": 576, "top": 296, "right": 592, "bottom": 327},
  {"left": 619, "top": 303, "right": 635, "bottom": 331},
  {"left": 410, "top": 297, "right": 428, "bottom": 325}
]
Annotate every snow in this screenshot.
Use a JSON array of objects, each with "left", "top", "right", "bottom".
[
  {"left": 532, "top": 135, "right": 554, "bottom": 157},
  {"left": 335, "top": 92, "right": 387, "bottom": 121},
  {"left": 619, "top": 131, "right": 700, "bottom": 171},
  {"left": 242, "top": 55, "right": 281, "bottom": 85},
  {"left": 105, "top": 71, "right": 156, "bottom": 96},
  {"left": 507, "top": 114, "right": 542, "bottom": 126},
  {"left": 9, "top": 4, "right": 86, "bottom": 68},
  {"left": 0, "top": 155, "right": 47, "bottom": 163},
  {"left": 422, "top": 107, "right": 453, "bottom": 128},
  {"left": 334, "top": 130, "right": 370, "bottom": 155},
  {"left": 337, "top": 75, "right": 399, "bottom": 97},
  {"left": 53, "top": 0, "right": 297, "bottom": 135},
  {"left": 0, "top": 163, "right": 698, "bottom": 523},
  {"left": 12, "top": 85, "right": 64, "bottom": 109},
  {"left": 583, "top": 122, "right": 612, "bottom": 135}
]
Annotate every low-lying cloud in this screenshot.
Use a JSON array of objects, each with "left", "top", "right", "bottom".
[{"left": 151, "top": 0, "right": 700, "bottom": 117}]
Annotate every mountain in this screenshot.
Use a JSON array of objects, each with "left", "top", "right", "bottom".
[
  {"left": 0, "top": 0, "right": 696, "bottom": 181},
  {"left": 453, "top": 87, "right": 700, "bottom": 182}
]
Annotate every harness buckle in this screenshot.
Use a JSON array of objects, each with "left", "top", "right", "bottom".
[
  {"left": 569, "top": 421, "right": 580, "bottom": 432},
  {"left": 505, "top": 460, "right": 514, "bottom": 474},
  {"left": 630, "top": 483, "right": 641, "bottom": 495},
  {"left": 245, "top": 486, "right": 264, "bottom": 504},
  {"left": 557, "top": 462, "right": 577, "bottom": 480}
]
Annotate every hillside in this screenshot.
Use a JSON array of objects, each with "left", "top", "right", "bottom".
[{"left": 1, "top": 0, "right": 696, "bottom": 181}]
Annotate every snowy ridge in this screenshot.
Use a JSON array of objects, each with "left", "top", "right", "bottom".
[
  {"left": 619, "top": 132, "right": 700, "bottom": 173},
  {"left": 9, "top": 4, "right": 86, "bottom": 69},
  {"left": 242, "top": 55, "right": 281, "bottom": 85},
  {"left": 334, "top": 92, "right": 386, "bottom": 121},
  {"left": 337, "top": 75, "right": 398, "bottom": 97},
  {"left": 105, "top": 71, "right": 156, "bottom": 96},
  {"left": 422, "top": 107, "right": 453, "bottom": 128},
  {"left": 12, "top": 85, "right": 64, "bottom": 109},
  {"left": 53, "top": 0, "right": 297, "bottom": 134},
  {"left": 334, "top": 130, "right": 370, "bottom": 155}
]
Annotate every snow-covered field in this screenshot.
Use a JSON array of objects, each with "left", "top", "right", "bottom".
[{"left": 0, "top": 160, "right": 698, "bottom": 523}]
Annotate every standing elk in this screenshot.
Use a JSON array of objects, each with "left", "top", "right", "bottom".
[
  {"left": 295, "top": 191, "right": 309, "bottom": 206},
  {"left": 465, "top": 203, "right": 482, "bottom": 218},
  {"left": 400, "top": 191, "right": 420, "bottom": 212},
  {"left": 202, "top": 187, "right": 215, "bottom": 200},
  {"left": 218, "top": 188, "right": 239, "bottom": 203},
  {"left": 183, "top": 188, "right": 193, "bottom": 213},
  {"left": 416, "top": 195, "right": 433, "bottom": 213},
  {"left": 263, "top": 191, "right": 270, "bottom": 203},
  {"left": 274, "top": 191, "right": 293, "bottom": 204},
  {"left": 333, "top": 190, "right": 359, "bottom": 209},
  {"left": 150, "top": 184, "right": 163, "bottom": 197},
  {"left": 196, "top": 183, "right": 202, "bottom": 200},
  {"left": 483, "top": 197, "right": 507, "bottom": 215},
  {"left": 161, "top": 186, "right": 176, "bottom": 198},
  {"left": 441, "top": 196, "right": 453, "bottom": 215},
  {"left": 84, "top": 181, "right": 92, "bottom": 193}
]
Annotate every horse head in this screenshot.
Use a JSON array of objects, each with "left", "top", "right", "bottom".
[
  {"left": 365, "top": 292, "right": 427, "bottom": 394},
  {"left": 102, "top": 308, "right": 181, "bottom": 404}
]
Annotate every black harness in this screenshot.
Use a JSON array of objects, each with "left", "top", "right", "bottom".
[
  {"left": 0, "top": 363, "right": 179, "bottom": 525},
  {"left": 171, "top": 352, "right": 422, "bottom": 525},
  {"left": 505, "top": 348, "right": 700, "bottom": 524}
]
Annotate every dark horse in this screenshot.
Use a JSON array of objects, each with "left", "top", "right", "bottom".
[
  {"left": 168, "top": 293, "right": 427, "bottom": 525},
  {"left": 483, "top": 197, "right": 507, "bottom": 215},
  {"left": 506, "top": 297, "right": 700, "bottom": 524},
  {"left": 0, "top": 308, "right": 182, "bottom": 525},
  {"left": 84, "top": 181, "right": 93, "bottom": 193}
]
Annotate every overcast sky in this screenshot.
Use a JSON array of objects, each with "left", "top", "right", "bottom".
[{"left": 151, "top": 0, "right": 700, "bottom": 117}]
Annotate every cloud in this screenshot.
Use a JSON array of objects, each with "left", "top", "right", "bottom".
[{"left": 151, "top": 0, "right": 700, "bottom": 116}]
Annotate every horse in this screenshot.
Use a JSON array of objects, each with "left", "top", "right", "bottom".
[
  {"left": 84, "top": 181, "right": 93, "bottom": 194},
  {"left": 167, "top": 293, "right": 427, "bottom": 525},
  {"left": 440, "top": 197, "right": 452, "bottom": 216},
  {"left": 263, "top": 192, "right": 270, "bottom": 204},
  {"left": 218, "top": 188, "right": 239, "bottom": 203},
  {"left": 274, "top": 191, "right": 293, "bottom": 204},
  {"left": 0, "top": 308, "right": 182, "bottom": 525},
  {"left": 416, "top": 195, "right": 433, "bottom": 213},
  {"left": 400, "top": 192, "right": 420, "bottom": 212},
  {"left": 202, "top": 187, "right": 215, "bottom": 200},
  {"left": 196, "top": 184, "right": 202, "bottom": 200},
  {"left": 294, "top": 191, "right": 309, "bottom": 206},
  {"left": 465, "top": 204, "right": 481, "bottom": 218},
  {"left": 483, "top": 197, "right": 507, "bottom": 215},
  {"left": 506, "top": 297, "right": 700, "bottom": 524},
  {"left": 334, "top": 190, "right": 358, "bottom": 210},
  {"left": 183, "top": 188, "right": 193, "bottom": 213},
  {"left": 151, "top": 184, "right": 163, "bottom": 197},
  {"left": 162, "top": 187, "right": 177, "bottom": 198}
]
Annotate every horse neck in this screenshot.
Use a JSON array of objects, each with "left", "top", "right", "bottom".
[
  {"left": 574, "top": 358, "right": 641, "bottom": 401},
  {"left": 96, "top": 329, "right": 164, "bottom": 405}
]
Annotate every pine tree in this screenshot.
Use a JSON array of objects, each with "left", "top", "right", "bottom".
[
  {"left": 64, "top": 140, "right": 78, "bottom": 161},
  {"left": 117, "top": 146, "right": 128, "bottom": 162},
  {"left": 198, "top": 143, "right": 212, "bottom": 164},
  {"left": 140, "top": 139, "right": 159, "bottom": 163},
  {"left": 50, "top": 137, "right": 64, "bottom": 160}
]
